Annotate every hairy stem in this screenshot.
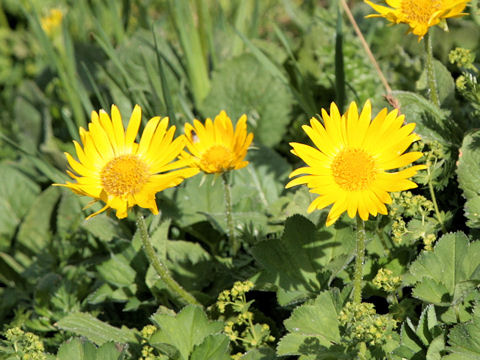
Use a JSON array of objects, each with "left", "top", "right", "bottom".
[
  {"left": 425, "top": 32, "right": 440, "bottom": 107},
  {"left": 222, "top": 172, "right": 238, "bottom": 256},
  {"left": 353, "top": 217, "right": 366, "bottom": 304},
  {"left": 137, "top": 215, "right": 201, "bottom": 306}
]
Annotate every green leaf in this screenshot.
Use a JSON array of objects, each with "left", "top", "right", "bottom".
[
  {"left": 252, "top": 215, "right": 354, "bottom": 304},
  {"left": 241, "top": 347, "right": 277, "bottom": 360},
  {"left": 277, "top": 291, "right": 341, "bottom": 357},
  {"left": 56, "top": 312, "right": 138, "bottom": 345},
  {"left": 409, "top": 232, "right": 480, "bottom": 306},
  {"left": 0, "top": 163, "right": 40, "bottom": 244},
  {"left": 392, "top": 90, "right": 460, "bottom": 145},
  {"left": 457, "top": 130, "right": 480, "bottom": 228},
  {"left": 200, "top": 54, "right": 294, "bottom": 147},
  {"left": 190, "top": 334, "right": 230, "bottom": 360},
  {"left": 445, "top": 306, "right": 480, "bottom": 359},
  {"left": 56, "top": 338, "right": 126, "bottom": 360},
  {"left": 150, "top": 305, "right": 224, "bottom": 360},
  {"left": 416, "top": 59, "right": 455, "bottom": 106},
  {"left": 81, "top": 214, "right": 124, "bottom": 242},
  {"left": 56, "top": 189, "right": 83, "bottom": 237},
  {"left": 16, "top": 186, "right": 61, "bottom": 254},
  {"left": 96, "top": 254, "right": 137, "bottom": 288}
]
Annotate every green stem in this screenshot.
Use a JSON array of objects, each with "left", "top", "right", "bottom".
[
  {"left": 425, "top": 32, "right": 440, "bottom": 107},
  {"left": 353, "top": 217, "right": 366, "bottom": 304},
  {"left": 427, "top": 161, "right": 446, "bottom": 233},
  {"left": 222, "top": 172, "right": 238, "bottom": 256},
  {"left": 137, "top": 215, "right": 201, "bottom": 306}
]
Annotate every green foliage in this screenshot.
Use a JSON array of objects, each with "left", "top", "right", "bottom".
[
  {"left": 56, "top": 338, "right": 126, "bottom": 360},
  {"left": 150, "top": 305, "right": 227, "bottom": 360},
  {"left": 200, "top": 54, "right": 294, "bottom": 147},
  {"left": 55, "top": 313, "right": 138, "bottom": 345},
  {"left": 4, "top": 1, "right": 480, "bottom": 359},
  {"left": 252, "top": 215, "right": 354, "bottom": 305},
  {"left": 457, "top": 129, "right": 480, "bottom": 228},
  {"left": 407, "top": 232, "right": 480, "bottom": 313}
]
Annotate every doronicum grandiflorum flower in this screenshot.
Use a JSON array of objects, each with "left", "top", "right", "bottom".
[
  {"left": 286, "top": 101, "right": 427, "bottom": 226},
  {"left": 182, "top": 110, "right": 254, "bottom": 174},
  {"left": 56, "top": 105, "right": 198, "bottom": 219},
  {"left": 364, "top": 0, "right": 471, "bottom": 40}
]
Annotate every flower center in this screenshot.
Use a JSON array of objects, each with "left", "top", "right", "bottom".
[
  {"left": 101, "top": 155, "right": 149, "bottom": 196},
  {"left": 200, "top": 145, "right": 235, "bottom": 173},
  {"left": 400, "top": 0, "right": 442, "bottom": 24},
  {"left": 331, "top": 148, "right": 377, "bottom": 191}
]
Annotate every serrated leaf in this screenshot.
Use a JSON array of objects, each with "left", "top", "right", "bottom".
[
  {"left": 16, "top": 186, "right": 61, "bottom": 254},
  {"left": 200, "top": 54, "right": 293, "bottom": 147},
  {"left": 0, "top": 163, "right": 40, "bottom": 244},
  {"left": 56, "top": 338, "right": 125, "bottom": 360},
  {"left": 240, "top": 347, "right": 276, "bottom": 360},
  {"left": 277, "top": 291, "right": 341, "bottom": 357},
  {"left": 445, "top": 306, "right": 480, "bottom": 359},
  {"left": 457, "top": 130, "right": 480, "bottom": 228},
  {"left": 393, "top": 90, "right": 459, "bottom": 145},
  {"left": 150, "top": 305, "right": 224, "bottom": 360},
  {"left": 56, "top": 313, "right": 138, "bottom": 345},
  {"left": 409, "top": 232, "right": 480, "bottom": 305},
  {"left": 252, "top": 215, "right": 354, "bottom": 302},
  {"left": 190, "top": 334, "right": 230, "bottom": 360}
]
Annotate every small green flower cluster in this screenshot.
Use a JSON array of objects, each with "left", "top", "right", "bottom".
[
  {"left": 338, "top": 302, "right": 397, "bottom": 348},
  {"left": 3, "top": 327, "right": 47, "bottom": 360},
  {"left": 389, "top": 190, "right": 435, "bottom": 246},
  {"left": 449, "top": 47, "right": 477, "bottom": 72},
  {"left": 139, "top": 325, "right": 164, "bottom": 360},
  {"left": 449, "top": 48, "right": 480, "bottom": 108},
  {"left": 216, "top": 281, "right": 274, "bottom": 357},
  {"left": 373, "top": 268, "right": 402, "bottom": 293}
]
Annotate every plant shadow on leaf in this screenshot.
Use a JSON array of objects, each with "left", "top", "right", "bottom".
[{"left": 252, "top": 214, "right": 355, "bottom": 296}]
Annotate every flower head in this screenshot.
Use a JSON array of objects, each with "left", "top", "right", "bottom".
[
  {"left": 286, "top": 101, "right": 426, "bottom": 226},
  {"left": 41, "top": 9, "right": 63, "bottom": 35},
  {"left": 56, "top": 105, "right": 198, "bottom": 219},
  {"left": 182, "top": 110, "right": 254, "bottom": 174},
  {"left": 365, "top": 0, "right": 471, "bottom": 40}
]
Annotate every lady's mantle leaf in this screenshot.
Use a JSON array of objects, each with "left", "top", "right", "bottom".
[
  {"left": 457, "top": 130, "right": 480, "bottom": 228},
  {"left": 276, "top": 291, "right": 341, "bottom": 357},
  {"left": 409, "top": 232, "right": 480, "bottom": 306},
  {"left": 150, "top": 305, "right": 224, "bottom": 360}
]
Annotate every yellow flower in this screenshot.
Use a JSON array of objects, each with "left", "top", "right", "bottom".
[
  {"left": 364, "top": 0, "right": 470, "bottom": 40},
  {"left": 41, "top": 9, "right": 63, "bottom": 35},
  {"left": 182, "top": 110, "right": 254, "bottom": 174},
  {"left": 286, "top": 101, "right": 426, "bottom": 226},
  {"left": 56, "top": 105, "right": 198, "bottom": 219}
]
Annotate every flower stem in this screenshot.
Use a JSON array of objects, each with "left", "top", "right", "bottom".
[
  {"left": 353, "top": 217, "right": 366, "bottom": 304},
  {"left": 222, "top": 172, "right": 238, "bottom": 256},
  {"left": 427, "top": 161, "right": 446, "bottom": 233},
  {"left": 136, "top": 215, "right": 201, "bottom": 306},
  {"left": 425, "top": 32, "right": 440, "bottom": 107}
]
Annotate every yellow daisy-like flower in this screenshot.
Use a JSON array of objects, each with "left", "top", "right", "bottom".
[
  {"left": 183, "top": 110, "right": 254, "bottom": 174},
  {"left": 365, "top": 0, "right": 470, "bottom": 40},
  {"left": 286, "top": 101, "right": 427, "bottom": 226},
  {"left": 57, "top": 105, "right": 198, "bottom": 219}
]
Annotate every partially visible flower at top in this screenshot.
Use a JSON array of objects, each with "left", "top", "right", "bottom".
[
  {"left": 364, "top": 0, "right": 471, "bottom": 40},
  {"left": 41, "top": 8, "right": 63, "bottom": 35},
  {"left": 182, "top": 110, "right": 254, "bottom": 174},
  {"left": 55, "top": 105, "right": 198, "bottom": 219},
  {"left": 286, "top": 101, "right": 426, "bottom": 226}
]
